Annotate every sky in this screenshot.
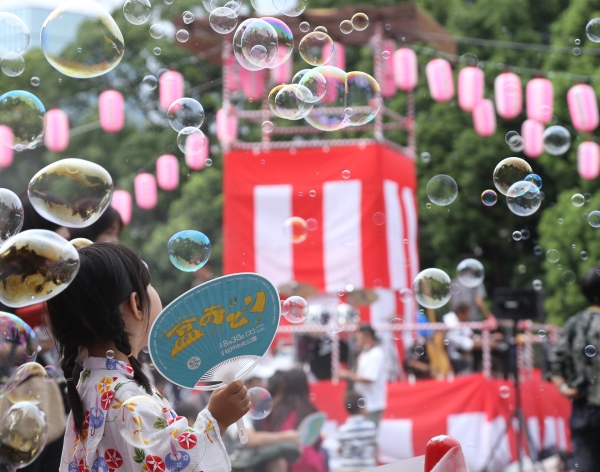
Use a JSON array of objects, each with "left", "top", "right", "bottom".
[{"left": 1, "top": 0, "right": 124, "bottom": 11}]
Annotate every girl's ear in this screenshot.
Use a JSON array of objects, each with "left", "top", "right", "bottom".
[{"left": 128, "top": 292, "right": 144, "bottom": 321}]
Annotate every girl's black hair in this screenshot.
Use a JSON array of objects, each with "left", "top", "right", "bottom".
[
  {"left": 264, "top": 368, "right": 317, "bottom": 431},
  {"left": 581, "top": 266, "right": 600, "bottom": 305},
  {"left": 46, "top": 242, "right": 153, "bottom": 435},
  {"left": 68, "top": 206, "right": 123, "bottom": 242},
  {"left": 18, "top": 190, "right": 62, "bottom": 233}
]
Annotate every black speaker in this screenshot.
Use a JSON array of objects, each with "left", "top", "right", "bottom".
[{"left": 492, "top": 287, "right": 544, "bottom": 321}]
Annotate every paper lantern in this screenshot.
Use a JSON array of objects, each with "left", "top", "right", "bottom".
[
  {"left": 241, "top": 68, "right": 266, "bottom": 102},
  {"left": 44, "top": 109, "right": 69, "bottom": 152},
  {"left": 494, "top": 72, "right": 522, "bottom": 120},
  {"left": 458, "top": 67, "right": 484, "bottom": 112},
  {"left": 0, "top": 126, "right": 14, "bottom": 169},
  {"left": 380, "top": 40, "right": 396, "bottom": 99},
  {"left": 393, "top": 47, "right": 418, "bottom": 92},
  {"left": 426, "top": 58, "right": 454, "bottom": 103},
  {"left": 156, "top": 154, "right": 179, "bottom": 191},
  {"left": 323, "top": 41, "right": 345, "bottom": 70},
  {"left": 159, "top": 70, "right": 184, "bottom": 111},
  {"left": 526, "top": 78, "right": 553, "bottom": 124},
  {"left": 134, "top": 173, "right": 157, "bottom": 210},
  {"left": 269, "top": 49, "right": 293, "bottom": 85},
  {"left": 216, "top": 108, "right": 238, "bottom": 144},
  {"left": 99, "top": 90, "right": 124, "bottom": 133},
  {"left": 472, "top": 99, "right": 496, "bottom": 137},
  {"left": 578, "top": 141, "right": 600, "bottom": 180},
  {"left": 521, "top": 119, "right": 544, "bottom": 158},
  {"left": 186, "top": 133, "right": 209, "bottom": 171},
  {"left": 226, "top": 56, "right": 242, "bottom": 92},
  {"left": 111, "top": 189, "right": 132, "bottom": 225},
  {"left": 567, "top": 84, "right": 599, "bottom": 133}
]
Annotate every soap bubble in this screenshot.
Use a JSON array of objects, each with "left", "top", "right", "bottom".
[
  {"left": 426, "top": 175, "right": 458, "bottom": 206},
  {"left": 373, "top": 212, "right": 385, "bottom": 225},
  {"left": 292, "top": 69, "right": 328, "bottom": 103},
  {"left": 248, "top": 387, "right": 273, "bottom": 420},
  {"left": 340, "top": 20, "right": 353, "bottom": 34},
  {"left": 209, "top": 7, "right": 238, "bottom": 34},
  {"left": 345, "top": 71, "right": 382, "bottom": 126},
  {"left": 351, "top": 12, "right": 369, "bottom": 31},
  {"left": 586, "top": 18, "right": 600, "bottom": 42},
  {"left": 314, "top": 26, "right": 328, "bottom": 33},
  {"left": 123, "top": 0, "right": 151, "bottom": 25},
  {"left": 481, "top": 190, "right": 498, "bottom": 206},
  {"left": 304, "top": 66, "right": 347, "bottom": 131},
  {"left": 119, "top": 396, "right": 163, "bottom": 448},
  {"left": 41, "top": 0, "right": 124, "bottom": 78},
  {"left": 177, "top": 127, "right": 206, "bottom": 155},
  {"left": 414, "top": 346, "right": 425, "bottom": 356},
  {"left": 316, "top": 299, "right": 349, "bottom": 334},
  {"left": 153, "top": 47, "right": 161, "bottom": 56},
  {"left": 505, "top": 131, "right": 521, "bottom": 147},
  {"left": 262, "top": 121, "right": 274, "bottom": 133},
  {"left": 283, "top": 216, "right": 308, "bottom": 243},
  {"left": 581, "top": 251, "right": 589, "bottom": 260},
  {"left": 176, "top": 29, "right": 190, "bottom": 43},
  {"left": 588, "top": 211, "right": 600, "bottom": 228},
  {"left": 2, "top": 362, "right": 54, "bottom": 404},
  {"left": 342, "top": 170, "right": 351, "bottom": 179},
  {"left": 562, "top": 270, "right": 576, "bottom": 285},
  {"left": 543, "top": 125, "right": 571, "bottom": 155},
  {"left": 0, "top": 90, "right": 45, "bottom": 151},
  {"left": 1, "top": 52, "right": 25, "bottom": 77},
  {"left": 299, "top": 32, "right": 334, "bottom": 66},
  {"left": 0, "top": 230, "right": 80, "bottom": 308},
  {"left": 30, "top": 77, "right": 40, "bottom": 87},
  {"left": 546, "top": 249, "right": 560, "bottom": 263},
  {"left": 0, "top": 189, "right": 23, "bottom": 243},
  {"left": 524, "top": 173, "right": 542, "bottom": 189},
  {"left": 299, "top": 21, "right": 310, "bottom": 32},
  {"left": 183, "top": 11, "right": 195, "bottom": 23},
  {"left": 389, "top": 318, "right": 403, "bottom": 341},
  {"left": 413, "top": 268, "right": 452, "bottom": 309},
  {"left": 0, "top": 13, "right": 30, "bottom": 57},
  {"left": 272, "top": 0, "right": 306, "bottom": 16},
  {"left": 532, "top": 279, "right": 543, "bottom": 291},
  {"left": 28, "top": 158, "right": 114, "bottom": 228},
  {"left": 274, "top": 84, "right": 313, "bottom": 120},
  {"left": 572, "top": 193, "right": 585, "bottom": 207},
  {"left": 499, "top": 385, "right": 510, "bottom": 399},
  {"left": 233, "top": 17, "right": 293, "bottom": 70},
  {"left": 149, "top": 23, "right": 164, "bottom": 39},
  {"left": 70, "top": 238, "right": 93, "bottom": 249},
  {"left": 250, "top": 0, "right": 281, "bottom": 15},
  {"left": 506, "top": 181, "right": 542, "bottom": 217},
  {"left": 520, "top": 229, "right": 530, "bottom": 239},
  {"left": 0, "top": 402, "right": 48, "bottom": 468},
  {"left": 456, "top": 259, "right": 484, "bottom": 288},
  {"left": 167, "top": 230, "right": 211, "bottom": 272},
  {"left": 281, "top": 296, "right": 308, "bottom": 324},
  {"left": 141, "top": 75, "right": 158, "bottom": 91},
  {"left": 585, "top": 345, "right": 597, "bottom": 357},
  {"left": 167, "top": 98, "right": 205, "bottom": 132},
  {"left": 420, "top": 152, "right": 431, "bottom": 163},
  {"left": 0, "top": 312, "right": 39, "bottom": 370},
  {"left": 106, "top": 349, "right": 114, "bottom": 359},
  {"left": 493, "top": 157, "right": 533, "bottom": 196}
]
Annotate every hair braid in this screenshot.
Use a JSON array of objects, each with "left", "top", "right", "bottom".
[{"left": 61, "top": 343, "right": 85, "bottom": 436}]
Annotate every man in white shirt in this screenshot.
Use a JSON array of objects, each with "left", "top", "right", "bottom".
[
  {"left": 337, "top": 325, "right": 388, "bottom": 427},
  {"left": 443, "top": 303, "right": 477, "bottom": 375}
]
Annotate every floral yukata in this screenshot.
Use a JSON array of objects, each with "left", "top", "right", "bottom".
[{"left": 60, "top": 357, "right": 231, "bottom": 472}]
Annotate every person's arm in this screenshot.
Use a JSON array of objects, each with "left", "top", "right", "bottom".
[{"left": 245, "top": 429, "right": 299, "bottom": 447}]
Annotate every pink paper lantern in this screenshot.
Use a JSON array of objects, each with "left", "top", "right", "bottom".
[
  {"left": 226, "top": 56, "right": 242, "bottom": 92},
  {"left": 472, "top": 99, "right": 496, "bottom": 137},
  {"left": 0, "top": 126, "right": 14, "bottom": 169},
  {"left": 216, "top": 108, "right": 238, "bottom": 144},
  {"left": 269, "top": 48, "right": 293, "bottom": 85},
  {"left": 44, "top": 109, "right": 69, "bottom": 152},
  {"left": 521, "top": 119, "right": 544, "bottom": 158},
  {"left": 458, "top": 66, "right": 484, "bottom": 112},
  {"left": 578, "top": 141, "right": 600, "bottom": 180},
  {"left": 159, "top": 70, "right": 184, "bottom": 111},
  {"left": 425, "top": 58, "right": 454, "bottom": 103},
  {"left": 241, "top": 68, "right": 266, "bottom": 102},
  {"left": 134, "top": 173, "right": 157, "bottom": 210},
  {"left": 185, "top": 133, "right": 209, "bottom": 170},
  {"left": 99, "top": 90, "right": 124, "bottom": 133},
  {"left": 380, "top": 40, "right": 396, "bottom": 99},
  {"left": 393, "top": 48, "right": 418, "bottom": 92},
  {"left": 567, "top": 84, "right": 599, "bottom": 133},
  {"left": 111, "top": 189, "right": 132, "bottom": 225},
  {"left": 323, "top": 41, "right": 345, "bottom": 70},
  {"left": 526, "top": 78, "right": 553, "bottom": 124},
  {"left": 494, "top": 72, "right": 522, "bottom": 120},
  {"left": 156, "top": 154, "right": 179, "bottom": 191}
]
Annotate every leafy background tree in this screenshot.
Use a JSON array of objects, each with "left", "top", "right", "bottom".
[{"left": 1, "top": 0, "right": 599, "bottom": 325}]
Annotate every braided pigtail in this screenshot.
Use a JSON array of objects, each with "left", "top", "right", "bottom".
[{"left": 61, "top": 344, "right": 86, "bottom": 435}]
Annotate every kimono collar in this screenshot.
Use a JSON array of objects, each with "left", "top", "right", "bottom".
[{"left": 83, "top": 356, "right": 134, "bottom": 378}]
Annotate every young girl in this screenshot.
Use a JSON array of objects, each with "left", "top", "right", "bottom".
[{"left": 46, "top": 243, "right": 250, "bottom": 472}]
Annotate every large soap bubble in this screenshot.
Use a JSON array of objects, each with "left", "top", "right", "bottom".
[
  {"left": 426, "top": 175, "right": 458, "bottom": 206},
  {"left": 543, "top": 125, "right": 571, "bottom": 156},
  {"left": 247, "top": 387, "right": 273, "bottom": 420},
  {"left": 0, "top": 230, "right": 80, "bottom": 308},
  {"left": 345, "top": 71, "right": 382, "bottom": 126},
  {"left": 493, "top": 157, "right": 533, "bottom": 196},
  {"left": 209, "top": 7, "right": 238, "bottom": 34},
  {"left": 167, "top": 230, "right": 212, "bottom": 272},
  {"left": 123, "top": 0, "right": 152, "bottom": 25},
  {"left": 0, "top": 402, "right": 48, "bottom": 468},
  {"left": 413, "top": 268, "right": 452, "bottom": 309},
  {"left": 281, "top": 296, "right": 308, "bottom": 323},
  {"left": 28, "top": 158, "right": 114, "bottom": 228},
  {"left": 456, "top": 259, "right": 485, "bottom": 288},
  {"left": 274, "top": 85, "right": 313, "bottom": 120},
  {"left": 506, "top": 181, "right": 542, "bottom": 217},
  {"left": 1, "top": 52, "right": 26, "bottom": 78},
  {"left": 304, "top": 66, "right": 348, "bottom": 131},
  {"left": 292, "top": 69, "right": 328, "bottom": 103},
  {"left": 299, "top": 31, "right": 334, "bottom": 66},
  {"left": 0, "top": 13, "right": 30, "bottom": 56},
  {"left": 1, "top": 362, "right": 55, "bottom": 404},
  {"left": 0, "top": 312, "right": 39, "bottom": 373},
  {"left": 41, "top": 0, "right": 125, "bottom": 78},
  {"left": 167, "top": 98, "right": 205, "bottom": 132},
  {"left": 586, "top": 18, "right": 600, "bottom": 42},
  {"left": 0, "top": 91, "right": 46, "bottom": 152},
  {"left": 233, "top": 17, "right": 293, "bottom": 70},
  {"left": 0, "top": 189, "right": 23, "bottom": 243}
]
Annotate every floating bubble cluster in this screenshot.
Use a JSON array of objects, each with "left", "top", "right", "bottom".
[
  {"left": 41, "top": 0, "right": 125, "bottom": 78},
  {"left": 167, "top": 230, "right": 212, "bottom": 272},
  {"left": 28, "top": 159, "right": 114, "bottom": 228},
  {"left": 493, "top": 158, "right": 533, "bottom": 196},
  {"left": 233, "top": 18, "right": 293, "bottom": 70}
]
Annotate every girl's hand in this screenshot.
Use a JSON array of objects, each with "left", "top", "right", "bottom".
[{"left": 208, "top": 380, "right": 251, "bottom": 435}]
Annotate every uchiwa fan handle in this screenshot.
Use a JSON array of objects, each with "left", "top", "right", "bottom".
[{"left": 223, "top": 372, "right": 248, "bottom": 444}]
